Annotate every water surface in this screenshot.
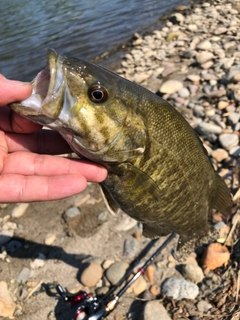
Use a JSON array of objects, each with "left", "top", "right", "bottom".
[{"left": 0, "top": 0, "right": 186, "bottom": 80}]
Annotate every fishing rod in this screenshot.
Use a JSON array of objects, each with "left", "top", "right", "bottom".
[{"left": 57, "top": 232, "right": 177, "bottom": 320}]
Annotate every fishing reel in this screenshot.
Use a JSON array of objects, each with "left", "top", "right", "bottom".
[
  {"left": 57, "top": 285, "right": 107, "bottom": 320},
  {"left": 56, "top": 233, "right": 176, "bottom": 320}
]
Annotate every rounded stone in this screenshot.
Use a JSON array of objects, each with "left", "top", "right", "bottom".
[
  {"left": 161, "top": 277, "right": 199, "bottom": 300},
  {"left": 160, "top": 80, "right": 183, "bottom": 94},
  {"left": 181, "top": 264, "right": 204, "bottom": 283},
  {"left": 196, "top": 122, "right": 222, "bottom": 135},
  {"left": 105, "top": 261, "right": 129, "bottom": 285},
  {"left": 11, "top": 203, "right": 29, "bottom": 218},
  {"left": 197, "top": 40, "right": 212, "bottom": 51},
  {"left": 141, "top": 300, "right": 171, "bottom": 320},
  {"left": 211, "top": 149, "right": 229, "bottom": 162},
  {"left": 178, "top": 87, "right": 190, "bottom": 98},
  {"left": 80, "top": 262, "right": 103, "bottom": 287},
  {"left": 196, "top": 52, "right": 214, "bottom": 64},
  {"left": 130, "top": 276, "right": 147, "bottom": 295},
  {"left": 219, "top": 134, "right": 239, "bottom": 150}
]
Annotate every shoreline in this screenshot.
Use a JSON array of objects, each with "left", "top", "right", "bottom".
[{"left": 106, "top": 0, "right": 240, "bottom": 182}]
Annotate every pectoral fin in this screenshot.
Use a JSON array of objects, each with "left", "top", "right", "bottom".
[{"left": 100, "top": 183, "right": 120, "bottom": 216}]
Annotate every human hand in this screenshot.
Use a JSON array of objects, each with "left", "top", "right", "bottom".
[{"left": 0, "top": 75, "right": 107, "bottom": 202}]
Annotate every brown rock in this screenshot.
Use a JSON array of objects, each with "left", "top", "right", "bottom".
[
  {"left": 201, "top": 243, "right": 230, "bottom": 270},
  {"left": 80, "top": 262, "right": 103, "bottom": 287},
  {"left": 211, "top": 148, "right": 229, "bottom": 162},
  {"left": 0, "top": 281, "right": 16, "bottom": 317}
]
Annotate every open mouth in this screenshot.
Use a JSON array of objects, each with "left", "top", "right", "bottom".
[{"left": 17, "top": 49, "right": 64, "bottom": 115}]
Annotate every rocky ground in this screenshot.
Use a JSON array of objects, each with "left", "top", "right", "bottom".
[{"left": 1, "top": 0, "right": 240, "bottom": 319}]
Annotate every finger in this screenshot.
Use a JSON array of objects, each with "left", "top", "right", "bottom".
[
  {"left": 2, "top": 152, "right": 107, "bottom": 182},
  {"left": 0, "top": 107, "right": 42, "bottom": 133},
  {"left": 0, "top": 75, "right": 32, "bottom": 106},
  {"left": 6, "top": 130, "right": 72, "bottom": 154},
  {"left": 0, "top": 174, "right": 88, "bottom": 202}
]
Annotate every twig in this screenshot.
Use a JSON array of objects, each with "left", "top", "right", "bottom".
[
  {"left": 225, "top": 210, "right": 240, "bottom": 246},
  {"left": 25, "top": 280, "right": 43, "bottom": 299},
  {"left": 236, "top": 269, "right": 240, "bottom": 303}
]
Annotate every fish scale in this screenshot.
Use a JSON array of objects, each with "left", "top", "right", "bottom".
[{"left": 9, "top": 49, "right": 232, "bottom": 246}]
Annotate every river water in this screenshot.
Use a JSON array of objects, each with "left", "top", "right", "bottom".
[{"left": 0, "top": 0, "right": 186, "bottom": 80}]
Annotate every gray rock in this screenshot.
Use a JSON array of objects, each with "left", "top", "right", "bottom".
[
  {"left": 229, "top": 146, "right": 240, "bottom": 157},
  {"left": 16, "top": 267, "right": 31, "bottom": 284},
  {"left": 196, "top": 122, "right": 222, "bottom": 135},
  {"left": 193, "top": 106, "right": 205, "bottom": 118},
  {"left": 197, "top": 40, "right": 212, "bottom": 51},
  {"left": 219, "top": 134, "right": 239, "bottom": 150},
  {"left": 181, "top": 264, "right": 204, "bottom": 283},
  {"left": 123, "top": 238, "right": 139, "bottom": 258},
  {"left": 66, "top": 206, "right": 81, "bottom": 219},
  {"left": 196, "top": 52, "right": 214, "bottom": 64},
  {"left": 178, "top": 88, "right": 190, "bottom": 98},
  {"left": 197, "top": 300, "right": 212, "bottom": 313},
  {"left": 105, "top": 261, "right": 129, "bottom": 285},
  {"left": 161, "top": 66, "right": 177, "bottom": 78},
  {"left": 161, "top": 277, "right": 199, "bottom": 300},
  {"left": 141, "top": 300, "right": 171, "bottom": 320},
  {"left": 228, "top": 112, "right": 240, "bottom": 125}
]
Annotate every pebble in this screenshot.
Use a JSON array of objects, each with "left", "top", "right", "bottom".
[
  {"left": 218, "top": 100, "right": 229, "bottom": 110},
  {"left": 178, "top": 87, "right": 190, "bottom": 98},
  {"left": 80, "top": 262, "right": 103, "bottom": 287},
  {"left": 44, "top": 233, "right": 56, "bottom": 245},
  {"left": 161, "top": 277, "right": 199, "bottom": 300},
  {"left": 0, "top": 281, "right": 16, "bottom": 317},
  {"left": 115, "top": 216, "right": 137, "bottom": 231},
  {"left": 105, "top": 261, "right": 129, "bottom": 285},
  {"left": 102, "top": 259, "right": 115, "bottom": 270},
  {"left": 187, "top": 74, "right": 201, "bottom": 84},
  {"left": 145, "top": 265, "right": 155, "bottom": 284},
  {"left": 30, "top": 253, "right": 46, "bottom": 269},
  {"left": 201, "top": 243, "right": 230, "bottom": 270},
  {"left": 197, "top": 40, "right": 212, "bottom": 51},
  {"left": 149, "top": 284, "right": 160, "bottom": 296},
  {"left": 219, "top": 133, "right": 239, "bottom": 150},
  {"left": 130, "top": 275, "right": 147, "bottom": 295},
  {"left": 123, "top": 238, "right": 139, "bottom": 258},
  {"left": 196, "top": 52, "right": 214, "bottom": 64},
  {"left": 197, "top": 300, "right": 212, "bottom": 313},
  {"left": 161, "top": 66, "right": 177, "bottom": 78},
  {"left": 11, "top": 203, "right": 29, "bottom": 218},
  {"left": 211, "top": 148, "right": 229, "bottom": 162},
  {"left": 196, "top": 122, "right": 222, "bottom": 136},
  {"left": 228, "top": 112, "right": 240, "bottom": 125},
  {"left": 16, "top": 267, "right": 32, "bottom": 284},
  {"left": 65, "top": 206, "right": 81, "bottom": 219},
  {"left": 159, "top": 80, "right": 183, "bottom": 94},
  {"left": 229, "top": 146, "right": 240, "bottom": 157},
  {"left": 181, "top": 264, "right": 204, "bottom": 283},
  {"left": 141, "top": 300, "right": 171, "bottom": 320}
]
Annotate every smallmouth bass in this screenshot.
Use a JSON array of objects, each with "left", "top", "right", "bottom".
[{"left": 9, "top": 49, "right": 232, "bottom": 243}]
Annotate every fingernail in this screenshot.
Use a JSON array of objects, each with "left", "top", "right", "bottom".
[{"left": 10, "top": 80, "right": 31, "bottom": 86}]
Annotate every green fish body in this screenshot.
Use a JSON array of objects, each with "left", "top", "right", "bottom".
[{"left": 9, "top": 50, "right": 232, "bottom": 243}]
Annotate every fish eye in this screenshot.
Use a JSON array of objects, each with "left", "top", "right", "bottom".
[{"left": 88, "top": 84, "right": 108, "bottom": 103}]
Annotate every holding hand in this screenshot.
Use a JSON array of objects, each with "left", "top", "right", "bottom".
[{"left": 0, "top": 75, "right": 107, "bottom": 202}]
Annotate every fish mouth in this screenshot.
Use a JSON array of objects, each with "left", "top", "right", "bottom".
[{"left": 11, "top": 49, "right": 65, "bottom": 122}]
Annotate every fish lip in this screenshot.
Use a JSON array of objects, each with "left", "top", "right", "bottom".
[{"left": 11, "top": 49, "right": 64, "bottom": 118}]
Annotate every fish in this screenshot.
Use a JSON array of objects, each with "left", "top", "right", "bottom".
[{"left": 9, "top": 49, "right": 232, "bottom": 244}]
